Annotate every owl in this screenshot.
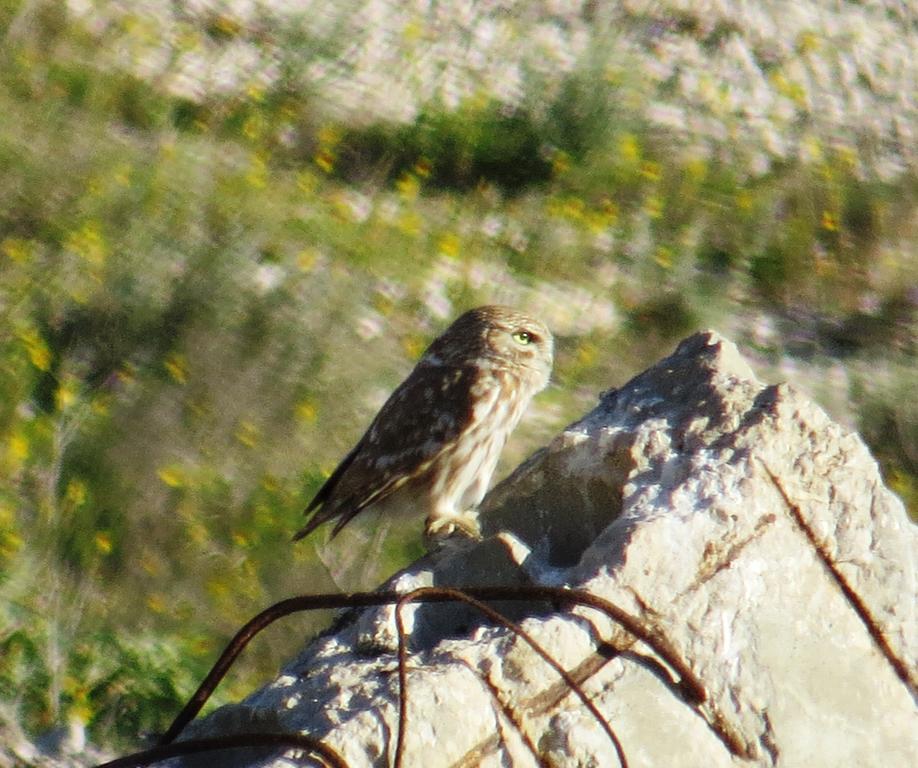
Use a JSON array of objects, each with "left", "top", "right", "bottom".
[{"left": 293, "top": 305, "right": 554, "bottom": 542}]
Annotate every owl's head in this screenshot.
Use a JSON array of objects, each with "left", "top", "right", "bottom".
[{"left": 424, "top": 305, "right": 554, "bottom": 388}]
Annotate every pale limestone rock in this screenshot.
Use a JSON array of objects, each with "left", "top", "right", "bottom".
[{"left": 178, "top": 331, "right": 917, "bottom": 767}]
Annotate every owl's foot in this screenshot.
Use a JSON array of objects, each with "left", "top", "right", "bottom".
[{"left": 425, "top": 509, "right": 482, "bottom": 541}]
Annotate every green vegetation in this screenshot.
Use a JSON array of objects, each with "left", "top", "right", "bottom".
[{"left": 0, "top": 1, "right": 914, "bottom": 759}]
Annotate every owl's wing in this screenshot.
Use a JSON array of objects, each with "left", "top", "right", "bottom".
[{"left": 293, "top": 363, "right": 480, "bottom": 540}]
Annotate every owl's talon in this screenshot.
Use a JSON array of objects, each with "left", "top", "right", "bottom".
[{"left": 425, "top": 511, "right": 482, "bottom": 540}]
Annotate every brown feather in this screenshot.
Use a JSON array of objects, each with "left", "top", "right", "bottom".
[{"left": 293, "top": 363, "right": 480, "bottom": 540}]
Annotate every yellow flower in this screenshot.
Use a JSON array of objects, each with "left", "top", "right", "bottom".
[
  {"left": 619, "top": 133, "right": 640, "bottom": 164},
  {"left": 295, "top": 400, "right": 318, "bottom": 423},
  {"left": 796, "top": 31, "right": 820, "bottom": 54},
  {"left": 437, "top": 232, "right": 461, "bottom": 257},
  {"left": 561, "top": 197, "right": 585, "bottom": 221},
  {"left": 6, "top": 433, "right": 28, "bottom": 467},
  {"left": 2, "top": 237, "right": 32, "bottom": 262},
  {"left": 314, "top": 150, "right": 335, "bottom": 174},
  {"left": 640, "top": 161, "right": 661, "bottom": 181},
  {"left": 770, "top": 71, "right": 806, "bottom": 105},
  {"left": 147, "top": 593, "right": 166, "bottom": 613},
  {"left": 94, "top": 531, "right": 112, "bottom": 554},
  {"left": 402, "top": 335, "right": 424, "bottom": 358},
  {"left": 164, "top": 353, "right": 187, "bottom": 383},
  {"left": 0, "top": 531, "right": 23, "bottom": 556},
  {"left": 586, "top": 209, "right": 614, "bottom": 233},
  {"left": 19, "top": 327, "right": 51, "bottom": 371},
  {"left": 403, "top": 18, "right": 423, "bottom": 41},
  {"left": 56, "top": 380, "right": 78, "bottom": 411},
  {"left": 65, "top": 479, "right": 87, "bottom": 507},
  {"left": 65, "top": 221, "right": 107, "bottom": 266},
  {"left": 157, "top": 466, "right": 184, "bottom": 488},
  {"left": 821, "top": 210, "right": 839, "bottom": 232},
  {"left": 396, "top": 173, "right": 420, "bottom": 200}
]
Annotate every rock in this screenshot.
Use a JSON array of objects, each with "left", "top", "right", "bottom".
[{"left": 176, "top": 331, "right": 917, "bottom": 767}]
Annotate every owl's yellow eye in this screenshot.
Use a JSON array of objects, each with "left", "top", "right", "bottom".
[{"left": 512, "top": 330, "right": 534, "bottom": 345}]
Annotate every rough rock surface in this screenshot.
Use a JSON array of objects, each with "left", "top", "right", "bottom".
[{"left": 177, "top": 331, "right": 917, "bottom": 767}]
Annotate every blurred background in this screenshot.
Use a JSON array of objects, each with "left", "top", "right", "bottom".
[{"left": 0, "top": 0, "right": 915, "bottom": 760}]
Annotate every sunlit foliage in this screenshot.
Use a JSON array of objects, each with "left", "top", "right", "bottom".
[{"left": 0, "top": 0, "right": 914, "bottom": 758}]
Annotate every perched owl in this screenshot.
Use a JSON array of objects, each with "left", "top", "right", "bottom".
[{"left": 293, "top": 305, "right": 553, "bottom": 542}]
